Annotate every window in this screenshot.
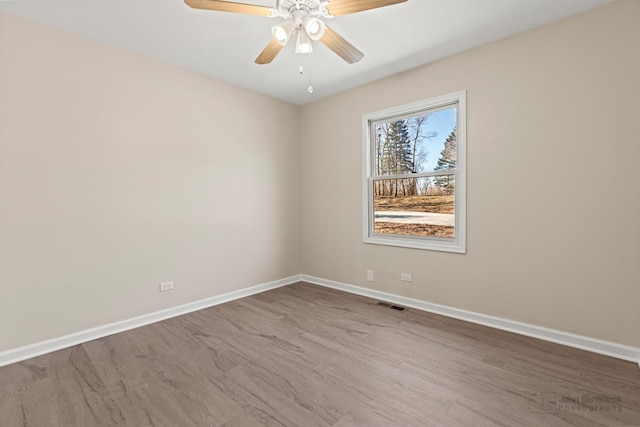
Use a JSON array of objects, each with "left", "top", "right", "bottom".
[{"left": 362, "top": 91, "right": 466, "bottom": 253}]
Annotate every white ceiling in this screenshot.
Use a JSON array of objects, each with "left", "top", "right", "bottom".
[{"left": 0, "top": 0, "right": 613, "bottom": 105}]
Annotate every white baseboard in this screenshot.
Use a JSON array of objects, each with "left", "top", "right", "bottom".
[
  {"left": 2, "top": 274, "right": 638, "bottom": 369},
  {"left": 301, "top": 275, "right": 640, "bottom": 366},
  {"left": 0, "top": 275, "right": 302, "bottom": 368}
]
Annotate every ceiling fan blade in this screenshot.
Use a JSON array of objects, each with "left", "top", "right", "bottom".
[
  {"left": 184, "top": 0, "right": 274, "bottom": 16},
  {"left": 326, "top": 0, "right": 407, "bottom": 17},
  {"left": 255, "top": 39, "right": 285, "bottom": 64},
  {"left": 320, "top": 27, "right": 364, "bottom": 64}
]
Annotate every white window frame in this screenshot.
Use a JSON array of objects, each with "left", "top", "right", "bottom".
[{"left": 362, "top": 90, "right": 466, "bottom": 253}]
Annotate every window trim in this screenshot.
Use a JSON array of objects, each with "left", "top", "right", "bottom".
[{"left": 362, "top": 90, "right": 467, "bottom": 253}]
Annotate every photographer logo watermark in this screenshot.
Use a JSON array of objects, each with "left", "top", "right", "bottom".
[{"left": 529, "top": 393, "right": 622, "bottom": 414}]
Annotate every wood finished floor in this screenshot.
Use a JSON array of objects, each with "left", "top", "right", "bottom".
[{"left": 1, "top": 282, "right": 639, "bottom": 426}]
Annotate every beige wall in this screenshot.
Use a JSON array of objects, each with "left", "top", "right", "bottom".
[
  {"left": 1, "top": 1, "right": 638, "bottom": 354},
  {"left": 0, "top": 12, "right": 300, "bottom": 351},
  {"left": 300, "top": 0, "right": 640, "bottom": 348}
]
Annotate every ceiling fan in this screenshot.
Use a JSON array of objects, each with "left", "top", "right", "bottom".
[{"left": 184, "top": 0, "right": 408, "bottom": 65}]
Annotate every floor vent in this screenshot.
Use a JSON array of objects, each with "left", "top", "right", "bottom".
[{"left": 377, "top": 302, "right": 408, "bottom": 312}]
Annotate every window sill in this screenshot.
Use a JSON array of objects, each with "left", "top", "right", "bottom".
[{"left": 364, "top": 234, "right": 466, "bottom": 254}]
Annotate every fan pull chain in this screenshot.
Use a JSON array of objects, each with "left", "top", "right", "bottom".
[
  {"left": 299, "top": 58, "right": 313, "bottom": 94},
  {"left": 307, "top": 57, "right": 314, "bottom": 94}
]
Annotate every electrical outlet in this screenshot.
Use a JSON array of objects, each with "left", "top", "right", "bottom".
[
  {"left": 367, "top": 270, "right": 374, "bottom": 282},
  {"left": 401, "top": 273, "right": 412, "bottom": 282},
  {"left": 159, "top": 281, "right": 174, "bottom": 292}
]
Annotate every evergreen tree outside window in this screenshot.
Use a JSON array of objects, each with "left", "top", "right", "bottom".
[
  {"left": 362, "top": 91, "right": 466, "bottom": 253},
  {"left": 434, "top": 129, "right": 457, "bottom": 195}
]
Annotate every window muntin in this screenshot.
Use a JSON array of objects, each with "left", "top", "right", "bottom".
[{"left": 363, "top": 91, "right": 466, "bottom": 253}]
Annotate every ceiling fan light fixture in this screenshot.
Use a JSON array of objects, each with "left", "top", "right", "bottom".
[
  {"left": 295, "top": 29, "right": 313, "bottom": 54},
  {"left": 189, "top": 0, "right": 405, "bottom": 67},
  {"left": 303, "top": 16, "right": 326, "bottom": 41},
  {"left": 271, "top": 21, "right": 295, "bottom": 45}
]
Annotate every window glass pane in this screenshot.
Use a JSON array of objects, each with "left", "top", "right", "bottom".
[
  {"left": 373, "top": 176, "right": 455, "bottom": 239},
  {"left": 373, "top": 107, "right": 457, "bottom": 176}
]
